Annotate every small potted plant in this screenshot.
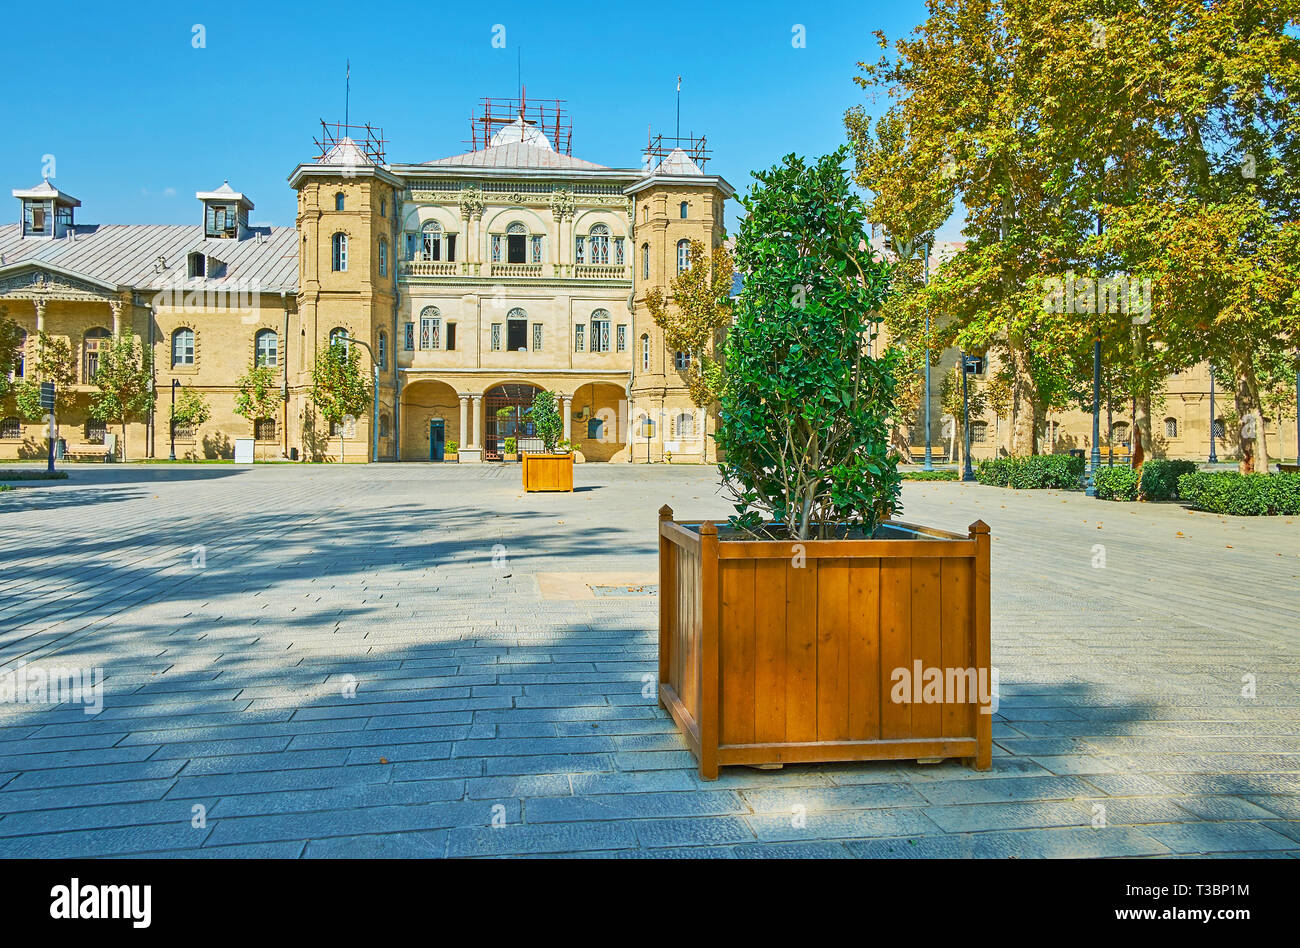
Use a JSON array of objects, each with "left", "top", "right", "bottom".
[
  {"left": 522, "top": 390, "right": 573, "bottom": 491},
  {"left": 503, "top": 436, "right": 518, "bottom": 462},
  {"left": 656, "top": 151, "right": 992, "bottom": 780},
  {"left": 445, "top": 440, "right": 459, "bottom": 462}
]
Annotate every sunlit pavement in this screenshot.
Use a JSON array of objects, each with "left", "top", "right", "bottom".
[{"left": 0, "top": 462, "right": 1297, "bottom": 857}]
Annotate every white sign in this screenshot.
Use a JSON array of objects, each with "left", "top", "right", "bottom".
[
  {"left": 103, "top": 433, "right": 117, "bottom": 461},
  {"left": 234, "top": 438, "right": 255, "bottom": 464}
]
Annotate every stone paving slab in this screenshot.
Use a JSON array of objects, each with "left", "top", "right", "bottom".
[{"left": 0, "top": 463, "right": 1297, "bottom": 857}]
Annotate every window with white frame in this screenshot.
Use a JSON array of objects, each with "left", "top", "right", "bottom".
[
  {"left": 506, "top": 309, "right": 528, "bottom": 351},
  {"left": 642, "top": 243, "right": 649, "bottom": 280},
  {"left": 530, "top": 234, "right": 543, "bottom": 264},
  {"left": 254, "top": 329, "right": 277, "bottom": 368},
  {"left": 616, "top": 325, "right": 627, "bottom": 352},
  {"left": 1164, "top": 417, "right": 1178, "bottom": 438},
  {"left": 674, "top": 350, "right": 691, "bottom": 371},
  {"left": 329, "top": 327, "right": 350, "bottom": 356},
  {"left": 640, "top": 333, "right": 650, "bottom": 371},
  {"left": 532, "top": 323, "right": 543, "bottom": 351},
  {"left": 378, "top": 237, "right": 388, "bottom": 276},
  {"left": 574, "top": 324, "right": 585, "bottom": 352},
  {"left": 676, "top": 239, "right": 691, "bottom": 274},
  {"left": 420, "top": 307, "right": 441, "bottom": 350},
  {"left": 172, "top": 328, "right": 195, "bottom": 367},
  {"left": 404, "top": 322, "right": 415, "bottom": 351},
  {"left": 674, "top": 411, "right": 696, "bottom": 439},
  {"left": 332, "top": 233, "right": 348, "bottom": 271},
  {"left": 589, "top": 310, "right": 611, "bottom": 353},
  {"left": 491, "top": 323, "right": 502, "bottom": 351},
  {"left": 614, "top": 238, "right": 624, "bottom": 266},
  {"left": 587, "top": 224, "right": 610, "bottom": 265},
  {"left": 377, "top": 331, "right": 387, "bottom": 368}
]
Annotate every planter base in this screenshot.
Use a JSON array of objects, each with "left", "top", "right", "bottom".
[{"left": 522, "top": 452, "right": 574, "bottom": 492}]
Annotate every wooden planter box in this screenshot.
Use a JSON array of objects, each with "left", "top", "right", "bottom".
[
  {"left": 658, "top": 506, "right": 992, "bottom": 779},
  {"left": 522, "top": 452, "right": 574, "bottom": 492}
]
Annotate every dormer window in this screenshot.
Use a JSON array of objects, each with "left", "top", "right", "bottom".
[
  {"left": 188, "top": 252, "right": 206, "bottom": 278},
  {"left": 30, "top": 204, "right": 47, "bottom": 234},
  {"left": 197, "top": 182, "right": 253, "bottom": 239},
  {"left": 15, "top": 180, "right": 79, "bottom": 238}
]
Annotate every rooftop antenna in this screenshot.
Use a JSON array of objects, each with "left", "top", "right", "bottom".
[
  {"left": 344, "top": 59, "right": 351, "bottom": 128},
  {"left": 676, "top": 75, "right": 682, "bottom": 140}
]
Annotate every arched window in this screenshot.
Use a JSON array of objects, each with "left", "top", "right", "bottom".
[
  {"left": 587, "top": 224, "right": 611, "bottom": 265},
  {"left": 589, "top": 309, "right": 612, "bottom": 353},
  {"left": 419, "top": 307, "right": 441, "bottom": 350},
  {"left": 378, "top": 237, "right": 389, "bottom": 276},
  {"left": 1211, "top": 417, "right": 1225, "bottom": 439},
  {"left": 677, "top": 239, "right": 691, "bottom": 274},
  {"left": 674, "top": 412, "right": 697, "bottom": 439},
  {"left": 379, "top": 413, "right": 391, "bottom": 438},
  {"left": 680, "top": 201, "right": 688, "bottom": 219},
  {"left": 641, "top": 243, "right": 650, "bottom": 280},
  {"left": 188, "top": 252, "right": 206, "bottom": 278},
  {"left": 334, "top": 192, "right": 345, "bottom": 211},
  {"left": 329, "top": 327, "right": 350, "bottom": 356},
  {"left": 331, "top": 233, "right": 348, "bottom": 272},
  {"left": 0, "top": 417, "right": 20, "bottom": 440},
  {"left": 507, "top": 307, "right": 528, "bottom": 351},
  {"left": 1164, "top": 417, "right": 1178, "bottom": 438},
  {"left": 641, "top": 333, "right": 650, "bottom": 371},
  {"left": 84, "top": 327, "right": 111, "bottom": 381},
  {"left": 505, "top": 222, "right": 527, "bottom": 264},
  {"left": 419, "top": 221, "right": 443, "bottom": 261},
  {"left": 970, "top": 421, "right": 988, "bottom": 443},
  {"left": 377, "top": 331, "right": 388, "bottom": 368},
  {"left": 674, "top": 350, "right": 691, "bottom": 371},
  {"left": 254, "top": 329, "right": 278, "bottom": 368}
]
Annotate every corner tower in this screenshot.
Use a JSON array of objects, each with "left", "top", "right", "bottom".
[
  {"left": 626, "top": 135, "right": 734, "bottom": 463},
  {"left": 288, "top": 123, "right": 404, "bottom": 460}
]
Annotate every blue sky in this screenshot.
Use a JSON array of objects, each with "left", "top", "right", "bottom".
[{"left": 0, "top": 1, "right": 946, "bottom": 237}]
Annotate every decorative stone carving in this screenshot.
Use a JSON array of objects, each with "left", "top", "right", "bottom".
[
  {"left": 458, "top": 186, "right": 485, "bottom": 220},
  {"left": 550, "top": 187, "right": 576, "bottom": 221}
]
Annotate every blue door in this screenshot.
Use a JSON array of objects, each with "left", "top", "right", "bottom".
[{"left": 430, "top": 419, "right": 445, "bottom": 461}]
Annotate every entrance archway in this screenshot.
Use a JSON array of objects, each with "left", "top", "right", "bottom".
[{"left": 484, "top": 383, "right": 542, "bottom": 460}]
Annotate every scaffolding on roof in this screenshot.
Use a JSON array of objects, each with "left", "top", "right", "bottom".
[
  {"left": 469, "top": 93, "right": 572, "bottom": 155},
  {"left": 313, "top": 120, "right": 388, "bottom": 165},
  {"left": 644, "top": 129, "right": 712, "bottom": 169}
]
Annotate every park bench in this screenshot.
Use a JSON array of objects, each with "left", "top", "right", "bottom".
[
  {"left": 1097, "top": 444, "right": 1130, "bottom": 462},
  {"left": 908, "top": 445, "right": 950, "bottom": 464}
]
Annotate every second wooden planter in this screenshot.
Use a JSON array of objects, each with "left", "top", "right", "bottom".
[
  {"left": 658, "top": 506, "right": 992, "bottom": 779},
  {"left": 522, "top": 452, "right": 574, "bottom": 492}
]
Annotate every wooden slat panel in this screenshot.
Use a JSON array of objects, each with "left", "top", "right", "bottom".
[
  {"left": 753, "top": 558, "right": 787, "bottom": 743},
  {"left": 847, "top": 558, "right": 881, "bottom": 741},
  {"left": 879, "top": 559, "right": 912, "bottom": 740},
  {"left": 719, "top": 560, "right": 756, "bottom": 746},
  {"left": 815, "top": 559, "right": 851, "bottom": 742},
  {"left": 717, "top": 539, "right": 975, "bottom": 559},
  {"left": 910, "top": 557, "right": 943, "bottom": 739},
  {"left": 784, "top": 557, "right": 818, "bottom": 743},
  {"left": 941, "top": 558, "right": 974, "bottom": 739}
]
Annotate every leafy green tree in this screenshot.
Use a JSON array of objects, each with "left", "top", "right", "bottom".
[
  {"left": 9, "top": 331, "right": 77, "bottom": 420},
  {"left": 172, "top": 387, "right": 212, "bottom": 431},
  {"left": 310, "top": 341, "right": 371, "bottom": 462},
  {"left": 89, "top": 334, "right": 155, "bottom": 459},
  {"left": 233, "top": 365, "right": 281, "bottom": 430},
  {"left": 526, "top": 390, "right": 565, "bottom": 454},
  {"left": 940, "top": 365, "right": 988, "bottom": 470},
  {"left": 716, "top": 149, "right": 901, "bottom": 540},
  {"left": 0, "top": 312, "right": 22, "bottom": 400},
  {"left": 644, "top": 239, "right": 734, "bottom": 408}
]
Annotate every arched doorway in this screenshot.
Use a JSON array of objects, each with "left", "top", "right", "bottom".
[
  {"left": 400, "top": 379, "right": 460, "bottom": 461},
  {"left": 484, "top": 383, "right": 542, "bottom": 460}
]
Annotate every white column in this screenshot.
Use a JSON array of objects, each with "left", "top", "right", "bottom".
[
  {"left": 110, "top": 300, "right": 122, "bottom": 335},
  {"left": 34, "top": 299, "right": 46, "bottom": 332},
  {"left": 562, "top": 394, "right": 573, "bottom": 445},
  {"left": 458, "top": 394, "right": 469, "bottom": 447},
  {"left": 471, "top": 395, "right": 483, "bottom": 447}
]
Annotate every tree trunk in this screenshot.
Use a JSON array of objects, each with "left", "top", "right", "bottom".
[
  {"left": 1132, "top": 394, "right": 1150, "bottom": 470},
  {"left": 1233, "top": 360, "right": 1269, "bottom": 473},
  {"left": 121, "top": 422, "right": 128, "bottom": 462},
  {"left": 1009, "top": 345, "right": 1036, "bottom": 455}
]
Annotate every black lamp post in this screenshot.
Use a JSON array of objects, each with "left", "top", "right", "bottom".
[
  {"left": 1086, "top": 337, "right": 1101, "bottom": 497},
  {"left": 1208, "top": 361, "right": 1218, "bottom": 464},
  {"left": 961, "top": 353, "right": 976, "bottom": 482},
  {"left": 922, "top": 241, "right": 933, "bottom": 472},
  {"left": 169, "top": 378, "right": 179, "bottom": 461}
]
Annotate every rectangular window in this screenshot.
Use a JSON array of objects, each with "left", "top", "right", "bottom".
[
  {"left": 530, "top": 235, "right": 543, "bottom": 263},
  {"left": 532, "top": 323, "right": 542, "bottom": 351},
  {"left": 616, "top": 325, "right": 627, "bottom": 352},
  {"left": 85, "top": 419, "right": 106, "bottom": 444},
  {"left": 575, "top": 236, "right": 585, "bottom": 264},
  {"left": 574, "top": 325, "right": 585, "bottom": 352},
  {"left": 379, "top": 240, "right": 388, "bottom": 276},
  {"left": 447, "top": 234, "right": 456, "bottom": 262},
  {"left": 492, "top": 235, "right": 502, "bottom": 263},
  {"left": 614, "top": 238, "right": 624, "bottom": 266},
  {"left": 507, "top": 319, "right": 527, "bottom": 352},
  {"left": 31, "top": 204, "right": 47, "bottom": 234},
  {"left": 507, "top": 234, "right": 526, "bottom": 263},
  {"left": 591, "top": 320, "right": 610, "bottom": 353},
  {"left": 446, "top": 323, "right": 456, "bottom": 351},
  {"left": 406, "top": 233, "right": 417, "bottom": 261},
  {"left": 404, "top": 322, "right": 415, "bottom": 351},
  {"left": 378, "top": 333, "right": 387, "bottom": 368},
  {"left": 254, "top": 418, "right": 277, "bottom": 441},
  {"left": 420, "top": 316, "right": 441, "bottom": 350},
  {"left": 491, "top": 323, "right": 502, "bottom": 351}
]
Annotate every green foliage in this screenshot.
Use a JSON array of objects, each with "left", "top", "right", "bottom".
[
  {"left": 310, "top": 342, "right": 371, "bottom": 428},
  {"left": 504, "top": 436, "right": 517, "bottom": 455},
  {"left": 89, "top": 334, "right": 155, "bottom": 457},
  {"left": 0, "top": 470, "right": 68, "bottom": 481},
  {"left": 172, "top": 387, "right": 212, "bottom": 429},
  {"left": 644, "top": 239, "right": 735, "bottom": 407},
  {"left": 1094, "top": 465, "right": 1139, "bottom": 502},
  {"left": 1138, "top": 459, "right": 1199, "bottom": 502},
  {"left": 234, "top": 366, "right": 281, "bottom": 423},
  {"left": 10, "top": 331, "right": 77, "bottom": 420},
  {"left": 526, "top": 390, "right": 565, "bottom": 453},
  {"left": 445, "top": 440, "right": 459, "bottom": 454},
  {"left": 900, "top": 469, "right": 958, "bottom": 481},
  {"left": 1176, "top": 471, "right": 1300, "bottom": 516},
  {"left": 715, "top": 150, "right": 900, "bottom": 540},
  {"left": 0, "top": 312, "right": 22, "bottom": 400},
  {"left": 976, "top": 455, "right": 1085, "bottom": 490}
]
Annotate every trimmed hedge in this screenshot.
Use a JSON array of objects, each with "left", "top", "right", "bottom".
[
  {"left": 0, "top": 470, "right": 70, "bottom": 481},
  {"left": 1094, "top": 465, "right": 1139, "bottom": 501},
  {"left": 1138, "top": 459, "right": 1198, "bottom": 502},
  {"left": 901, "top": 469, "right": 959, "bottom": 481},
  {"left": 1177, "top": 471, "right": 1300, "bottom": 515},
  {"left": 975, "top": 454, "right": 1085, "bottom": 490}
]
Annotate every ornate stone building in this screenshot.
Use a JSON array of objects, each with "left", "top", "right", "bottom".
[{"left": 1, "top": 100, "right": 733, "bottom": 463}]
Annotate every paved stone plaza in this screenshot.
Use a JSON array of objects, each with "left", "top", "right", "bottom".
[{"left": 0, "top": 462, "right": 1298, "bottom": 858}]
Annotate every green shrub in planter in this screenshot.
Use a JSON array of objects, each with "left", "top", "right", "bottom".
[
  {"left": 1178, "top": 471, "right": 1300, "bottom": 515},
  {"left": 901, "top": 469, "right": 959, "bottom": 481},
  {"left": 977, "top": 455, "right": 1084, "bottom": 490},
  {"left": 1094, "top": 465, "right": 1139, "bottom": 501},
  {"left": 1138, "top": 459, "right": 1198, "bottom": 501},
  {"left": 975, "top": 458, "right": 1012, "bottom": 486}
]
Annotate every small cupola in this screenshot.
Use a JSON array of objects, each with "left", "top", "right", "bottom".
[
  {"left": 196, "top": 181, "right": 254, "bottom": 239},
  {"left": 13, "top": 178, "right": 80, "bottom": 238}
]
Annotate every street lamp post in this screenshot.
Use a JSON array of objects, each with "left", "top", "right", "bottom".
[
  {"left": 1208, "top": 361, "right": 1218, "bottom": 464},
  {"left": 961, "top": 353, "right": 976, "bottom": 482},
  {"left": 169, "top": 378, "right": 179, "bottom": 461},
  {"left": 923, "top": 241, "right": 933, "bottom": 471},
  {"left": 1294, "top": 351, "right": 1299, "bottom": 465},
  {"left": 1086, "top": 337, "right": 1101, "bottom": 497}
]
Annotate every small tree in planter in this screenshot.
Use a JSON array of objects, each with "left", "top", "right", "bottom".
[
  {"left": 659, "top": 150, "right": 992, "bottom": 779},
  {"left": 445, "top": 440, "right": 459, "bottom": 461},
  {"left": 522, "top": 389, "right": 574, "bottom": 491}
]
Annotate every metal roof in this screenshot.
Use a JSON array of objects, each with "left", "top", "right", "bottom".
[
  {"left": 0, "top": 223, "right": 299, "bottom": 293},
  {"left": 421, "top": 141, "right": 614, "bottom": 172}
]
